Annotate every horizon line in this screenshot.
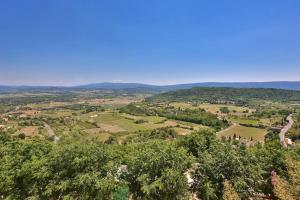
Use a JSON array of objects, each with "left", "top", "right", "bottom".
[{"left": 0, "top": 80, "right": 300, "bottom": 88}]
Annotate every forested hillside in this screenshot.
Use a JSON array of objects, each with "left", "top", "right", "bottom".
[{"left": 147, "top": 87, "right": 300, "bottom": 105}]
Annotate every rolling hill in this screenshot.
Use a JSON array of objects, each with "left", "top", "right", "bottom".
[
  {"left": 1, "top": 81, "right": 300, "bottom": 93},
  {"left": 147, "top": 87, "right": 300, "bottom": 105}
]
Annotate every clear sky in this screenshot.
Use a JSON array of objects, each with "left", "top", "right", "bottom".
[{"left": 0, "top": 0, "right": 300, "bottom": 86}]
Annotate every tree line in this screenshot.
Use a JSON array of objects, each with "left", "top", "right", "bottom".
[
  {"left": 147, "top": 87, "right": 300, "bottom": 105},
  {"left": 120, "top": 104, "right": 228, "bottom": 130}
]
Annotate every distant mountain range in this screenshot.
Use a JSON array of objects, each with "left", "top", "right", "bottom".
[
  {"left": 75, "top": 81, "right": 300, "bottom": 91},
  {"left": 76, "top": 82, "right": 161, "bottom": 90},
  {"left": 1, "top": 81, "right": 300, "bottom": 93},
  {"left": 164, "top": 81, "right": 300, "bottom": 91}
]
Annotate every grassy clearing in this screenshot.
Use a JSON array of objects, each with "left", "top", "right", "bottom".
[
  {"left": 79, "top": 111, "right": 202, "bottom": 135},
  {"left": 28, "top": 102, "right": 73, "bottom": 109},
  {"left": 228, "top": 116, "right": 261, "bottom": 126},
  {"left": 77, "top": 121, "right": 98, "bottom": 129},
  {"left": 170, "top": 102, "right": 194, "bottom": 109},
  {"left": 120, "top": 113, "right": 166, "bottom": 123},
  {"left": 84, "top": 130, "right": 112, "bottom": 142},
  {"left": 170, "top": 102, "right": 254, "bottom": 115},
  {"left": 97, "top": 123, "right": 126, "bottom": 133},
  {"left": 87, "top": 97, "right": 142, "bottom": 108},
  {"left": 82, "top": 111, "right": 172, "bottom": 132},
  {"left": 198, "top": 104, "right": 254, "bottom": 115},
  {"left": 39, "top": 109, "right": 75, "bottom": 117},
  {"left": 218, "top": 125, "right": 267, "bottom": 141},
  {"left": 172, "top": 127, "right": 193, "bottom": 135}
]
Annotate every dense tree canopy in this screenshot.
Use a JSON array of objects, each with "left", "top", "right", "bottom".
[
  {"left": 147, "top": 87, "right": 300, "bottom": 105},
  {"left": 0, "top": 126, "right": 299, "bottom": 199}
]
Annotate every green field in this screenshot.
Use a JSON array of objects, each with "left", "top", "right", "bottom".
[
  {"left": 77, "top": 110, "right": 202, "bottom": 135},
  {"left": 228, "top": 116, "right": 261, "bottom": 126},
  {"left": 218, "top": 124, "right": 267, "bottom": 141},
  {"left": 170, "top": 102, "right": 254, "bottom": 115}
]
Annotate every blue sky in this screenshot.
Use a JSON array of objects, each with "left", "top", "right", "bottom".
[{"left": 0, "top": 0, "right": 299, "bottom": 86}]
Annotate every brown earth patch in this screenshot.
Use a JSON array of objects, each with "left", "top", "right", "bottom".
[{"left": 18, "top": 126, "right": 39, "bottom": 137}]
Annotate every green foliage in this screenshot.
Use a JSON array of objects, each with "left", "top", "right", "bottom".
[
  {"left": 105, "top": 135, "right": 119, "bottom": 144},
  {"left": 2, "top": 87, "right": 299, "bottom": 199},
  {"left": 285, "top": 156, "right": 300, "bottom": 198},
  {"left": 0, "top": 131, "right": 193, "bottom": 199},
  {"left": 18, "top": 118, "right": 44, "bottom": 126},
  {"left": 182, "top": 130, "right": 217, "bottom": 157},
  {"left": 124, "top": 128, "right": 178, "bottom": 144},
  {"left": 287, "top": 113, "right": 300, "bottom": 140},
  {"left": 253, "top": 108, "right": 291, "bottom": 118},
  {"left": 148, "top": 87, "right": 300, "bottom": 105},
  {"left": 220, "top": 107, "right": 230, "bottom": 114},
  {"left": 0, "top": 133, "right": 121, "bottom": 199},
  {"left": 157, "top": 108, "right": 228, "bottom": 130},
  {"left": 119, "top": 104, "right": 150, "bottom": 116},
  {"left": 271, "top": 171, "right": 295, "bottom": 200},
  {"left": 184, "top": 131, "right": 263, "bottom": 199},
  {"left": 112, "top": 186, "right": 129, "bottom": 200},
  {"left": 252, "top": 141, "right": 287, "bottom": 175},
  {"left": 121, "top": 103, "right": 228, "bottom": 130},
  {"left": 123, "top": 141, "right": 192, "bottom": 199},
  {"left": 0, "top": 127, "right": 297, "bottom": 199},
  {"left": 134, "top": 119, "right": 147, "bottom": 124},
  {"left": 222, "top": 180, "right": 240, "bottom": 200},
  {"left": 270, "top": 153, "right": 300, "bottom": 199},
  {"left": 62, "top": 104, "right": 105, "bottom": 113}
]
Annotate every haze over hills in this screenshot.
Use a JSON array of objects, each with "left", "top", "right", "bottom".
[
  {"left": 76, "top": 82, "right": 161, "bottom": 90},
  {"left": 73, "top": 81, "right": 300, "bottom": 91},
  {"left": 1, "top": 81, "right": 300, "bottom": 92},
  {"left": 160, "top": 81, "right": 300, "bottom": 91}
]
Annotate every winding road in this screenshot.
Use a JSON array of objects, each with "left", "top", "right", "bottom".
[{"left": 279, "top": 114, "right": 294, "bottom": 147}]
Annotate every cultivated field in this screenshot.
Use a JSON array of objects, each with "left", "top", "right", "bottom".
[
  {"left": 218, "top": 124, "right": 267, "bottom": 142},
  {"left": 1, "top": 90, "right": 295, "bottom": 145}
]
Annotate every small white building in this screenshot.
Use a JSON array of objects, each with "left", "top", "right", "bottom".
[{"left": 285, "top": 138, "right": 293, "bottom": 146}]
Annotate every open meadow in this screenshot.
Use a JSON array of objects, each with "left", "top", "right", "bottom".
[{"left": 217, "top": 124, "right": 267, "bottom": 142}]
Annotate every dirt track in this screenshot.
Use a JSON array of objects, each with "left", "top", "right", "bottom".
[{"left": 44, "top": 122, "right": 60, "bottom": 144}]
